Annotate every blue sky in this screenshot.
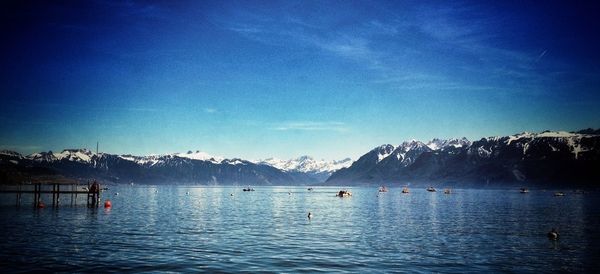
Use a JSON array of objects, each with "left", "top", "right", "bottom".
[{"left": 1, "top": 0, "right": 599, "bottom": 160}]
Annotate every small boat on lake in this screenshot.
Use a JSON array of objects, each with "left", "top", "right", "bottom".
[
  {"left": 243, "top": 186, "right": 255, "bottom": 192},
  {"left": 307, "top": 187, "right": 314, "bottom": 191},
  {"left": 336, "top": 190, "right": 352, "bottom": 197},
  {"left": 426, "top": 186, "right": 436, "bottom": 192},
  {"left": 443, "top": 188, "right": 451, "bottom": 194},
  {"left": 554, "top": 192, "right": 565, "bottom": 197},
  {"left": 378, "top": 186, "right": 388, "bottom": 192},
  {"left": 402, "top": 187, "right": 410, "bottom": 194},
  {"left": 520, "top": 188, "right": 529, "bottom": 193}
]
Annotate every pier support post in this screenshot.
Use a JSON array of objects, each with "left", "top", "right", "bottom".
[
  {"left": 52, "top": 184, "right": 56, "bottom": 207},
  {"left": 33, "top": 183, "right": 41, "bottom": 208},
  {"left": 86, "top": 181, "right": 90, "bottom": 207},
  {"left": 16, "top": 184, "right": 21, "bottom": 207}
]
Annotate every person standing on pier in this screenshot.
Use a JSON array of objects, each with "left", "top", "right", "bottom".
[{"left": 90, "top": 180, "right": 100, "bottom": 206}]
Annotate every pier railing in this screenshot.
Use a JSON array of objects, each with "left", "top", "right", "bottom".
[{"left": 0, "top": 182, "right": 101, "bottom": 208}]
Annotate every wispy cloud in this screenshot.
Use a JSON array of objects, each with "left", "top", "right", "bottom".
[
  {"left": 215, "top": 3, "right": 566, "bottom": 94},
  {"left": 270, "top": 121, "right": 348, "bottom": 132},
  {"left": 6, "top": 100, "right": 159, "bottom": 113},
  {"left": 218, "top": 14, "right": 385, "bottom": 70},
  {"left": 214, "top": 11, "right": 442, "bottom": 90},
  {"left": 204, "top": 108, "right": 218, "bottom": 114},
  {"left": 408, "top": 3, "right": 556, "bottom": 88},
  {"left": 311, "top": 36, "right": 384, "bottom": 70},
  {"left": 117, "top": 107, "right": 159, "bottom": 112}
]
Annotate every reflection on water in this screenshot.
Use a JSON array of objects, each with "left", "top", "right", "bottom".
[{"left": 1, "top": 186, "right": 599, "bottom": 272}]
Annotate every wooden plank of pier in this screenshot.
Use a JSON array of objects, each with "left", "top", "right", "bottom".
[
  {"left": 0, "top": 182, "right": 100, "bottom": 208},
  {"left": 0, "top": 190, "right": 90, "bottom": 194}
]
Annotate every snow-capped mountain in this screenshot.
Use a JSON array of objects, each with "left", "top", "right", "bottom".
[
  {"left": 175, "top": 150, "right": 224, "bottom": 163},
  {"left": 470, "top": 131, "right": 593, "bottom": 159},
  {"left": 28, "top": 149, "right": 94, "bottom": 163},
  {"left": 119, "top": 150, "right": 225, "bottom": 166},
  {"left": 0, "top": 150, "right": 23, "bottom": 159},
  {"left": 116, "top": 150, "right": 224, "bottom": 167},
  {"left": 2, "top": 129, "right": 598, "bottom": 187},
  {"left": 366, "top": 138, "right": 471, "bottom": 165},
  {"left": 256, "top": 156, "right": 352, "bottom": 183},
  {"left": 373, "top": 144, "right": 396, "bottom": 163},
  {"left": 117, "top": 154, "right": 164, "bottom": 167},
  {"left": 0, "top": 149, "right": 333, "bottom": 185},
  {"left": 326, "top": 129, "right": 600, "bottom": 187},
  {"left": 256, "top": 156, "right": 352, "bottom": 174},
  {"left": 426, "top": 137, "right": 471, "bottom": 150},
  {"left": 355, "top": 138, "right": 471, "bottom": 171}
]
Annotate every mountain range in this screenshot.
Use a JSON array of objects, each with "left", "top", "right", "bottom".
[
  {"left": 256, "top": 156, "right": 352, "bottom": 182},
  {"left": 0, "top": 149, "right": 350, "bottom": 185},
  {"left": 326, "top": 129, "right": 600, "bottom": 188},
  {"left": 1, "top": 129, "right": 599, "bottom": 188}
]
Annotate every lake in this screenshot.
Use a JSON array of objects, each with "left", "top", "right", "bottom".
[{"left": 0, "top": 186, "right": 598, "bottom": 273}]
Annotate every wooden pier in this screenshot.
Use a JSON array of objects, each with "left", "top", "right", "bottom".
[{"left": 0, "top": 182, "right": 102, "bottom": 208}]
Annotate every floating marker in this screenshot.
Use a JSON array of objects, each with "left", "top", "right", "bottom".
[{"left": 104, "top": 200, "right": 112, "bottom": 208}]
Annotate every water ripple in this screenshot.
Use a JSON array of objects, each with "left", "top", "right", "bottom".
[{"left": 1, "top": 186, "right": 599, "bottom": 272}]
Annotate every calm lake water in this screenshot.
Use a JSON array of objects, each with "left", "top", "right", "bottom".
[{"left": 1, "top": 186, "right": 599, "bottom": 273}]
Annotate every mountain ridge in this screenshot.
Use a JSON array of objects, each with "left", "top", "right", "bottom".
[
  {"left": 2, "top": 128, "right": 599, "bottom": 187},
  {"left": 0, "top": 150, "right": 350, "bottom": 185},
  {"left": 326, "top": 130, "right": 600, "bottom": 188}
]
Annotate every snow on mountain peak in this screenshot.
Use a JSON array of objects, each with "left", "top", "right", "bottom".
[
  {"left": 498, "top": 130, "right": 593, "bottom": 159},
  {"left": 536, "top": 130, "right": 579, "bottom": 138},
  {"left": 0, "top": 150, "right": 22, "bottom": 158},
  {"left": 257, "top": 156, "right": 352, "bottom": 173},
  {"left": 399, "top": 140, "right": 426, "bottom": 151},
  {"left": 445, "top": 137, "right": 471, "bottom": 148},
  {"left": 175, "top": 150, "right": 223, "bottom": 163},
  {"left": 221, "top": 158, "right": 248, "bottom": 165},
  {"left": 426, "top": 138, "right": 444, "bottom": 150},
  {"left": 56, "top": 149, "right": 94, "bottom": 162},
  {"left": 26, "top": 149, "right": 94, "bottom": 163},
  {"left": 503, "top": 130, "right": 585, "bottom": 146},
  {"left": 116, "top": 150, "right": 225, "bottom": 166},
  {"left": 118, "top": 154, "right": 163, "bottom": 166},
  {"left": 425, "top": 138, "right": 471, "bottom": 151},
  {"left": 373, "top": 144, "right": 395, "bottom": 163}
]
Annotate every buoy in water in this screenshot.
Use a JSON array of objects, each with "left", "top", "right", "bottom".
[
  {"left": 308, "top": 212, "right": 313, "bottom": 219},
  {"left": 104, "top": 200, "right": 112, "bottom": 208},
  {"left": 37, "top": 201, "right": 45, "bottom": 208},
  {"left": 547, "top": 228, "right": 559, "bottom": 240},
  {"left": 230, "top": 193, "right": 234, "bottom": 196},
  {"left": 186, "top": 191, "right": 190, "bottom": 195}
]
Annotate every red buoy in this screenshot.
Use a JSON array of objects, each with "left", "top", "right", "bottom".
[
  {"left": 104, "top": 200, "right": 112, "bottom": 208},
  {"left": 37, "top": 202, "right": 45, "bottom": 208}
]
